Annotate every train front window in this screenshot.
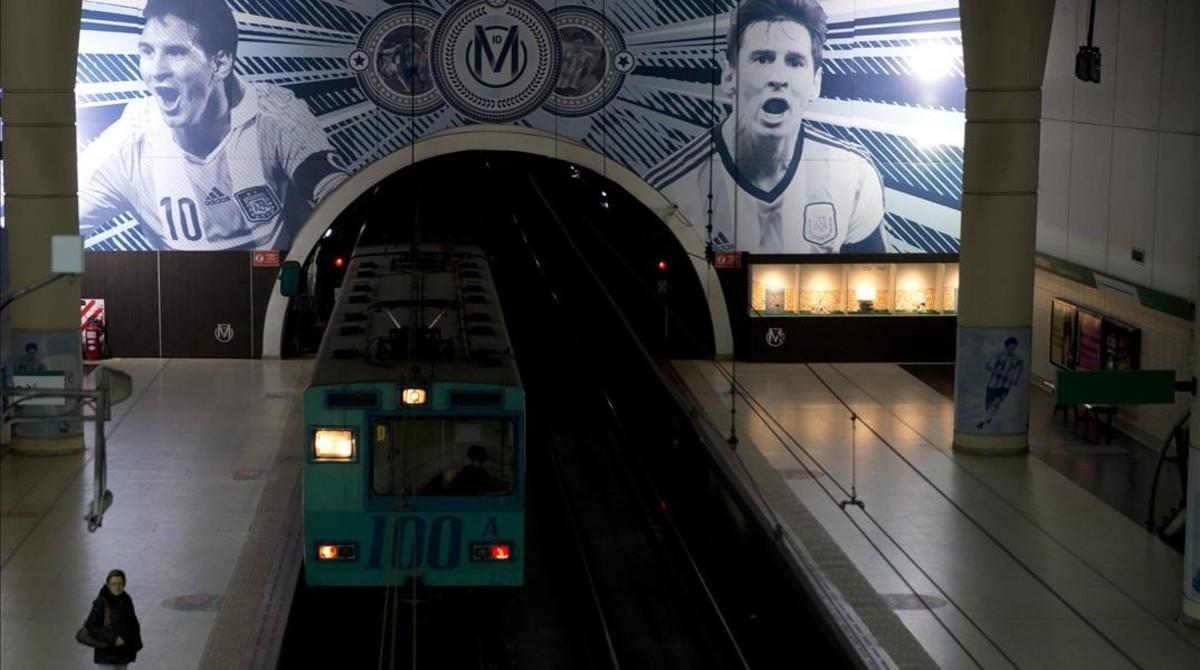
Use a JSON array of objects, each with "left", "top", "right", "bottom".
[{"left": 372, "top": 419, "right": 515, "bottom": 496}]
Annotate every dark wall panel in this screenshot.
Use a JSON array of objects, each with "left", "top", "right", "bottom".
[
  {"left": 746, "top": 316, "right": 957, "bottom": 363},
  {"left": 159, "top": 252, "right": 253, "bottom": 358},
  {"left": 251, "top": 265, "right": 280, "bottom": 358},
  {"left": 81, "top": 252, "right": 161, "bottom": 357}
]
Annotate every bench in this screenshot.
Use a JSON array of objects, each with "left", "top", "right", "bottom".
[{"left": 1073, "top": 403, "right": 1117, "bottom": 444}]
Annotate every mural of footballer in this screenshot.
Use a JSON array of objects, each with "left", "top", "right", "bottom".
[
  {"left": 648, "top": 0, "right": 887, "bottom": 254},
  {"left": 78, "top": 0, "right": 347, "bottom": 251},
  {"left": 977, "top": 336, "right": 1024, "bottom": 429}
]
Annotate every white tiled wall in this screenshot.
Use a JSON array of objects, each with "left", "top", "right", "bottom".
[
  {"left": 1160, "top": 0, "right": 1200, "bottom": 134},
  {"left": 1105, "top": 128, "right": 1158, "bottom": 285},
  {"left": 1111, "top": 0, "right": 1165, "bottom": 128},
  {"left": 1152, "top": 136, "right": 1199, "bottom": 297},
  {"left": 1038, "top": 0, "right": 1200, "bottom": 302},
  {"left": 1031, "top": 270, "right": 1193, "bottom": 445}
]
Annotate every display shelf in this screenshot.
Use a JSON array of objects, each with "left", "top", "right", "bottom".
[
  {"left": 941, "top": 264, "right": 960, "bottom": 313},
  {"left": 748, "top": 257, "right": 959, "bottom": 317}
]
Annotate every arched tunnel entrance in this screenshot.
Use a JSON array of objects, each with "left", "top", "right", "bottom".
[{"left": 264, "top": 127, "right": 733, "bottom": 360}]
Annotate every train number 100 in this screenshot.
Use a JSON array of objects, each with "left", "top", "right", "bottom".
[{"left": 366, "top": 515, "right": 465, "bottom": 570}]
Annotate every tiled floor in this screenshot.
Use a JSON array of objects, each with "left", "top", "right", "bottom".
[
  {"left": 671, "top": 360, "right": 1200, "bottom": 669},
  {"left": 0, "top": 359, "right": 308, "bottom": 670},
  {"left": 902, "top": 363, "right": 1188, "bottom": 545}
]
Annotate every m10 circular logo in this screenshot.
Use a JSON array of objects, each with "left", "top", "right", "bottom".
[{"left": 431, "top": 0, "right": 560, "bottom": 123}]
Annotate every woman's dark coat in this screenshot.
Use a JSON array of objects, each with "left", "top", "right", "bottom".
[{"left": 85, "top": 586, "right": 143, "bottom": 664}]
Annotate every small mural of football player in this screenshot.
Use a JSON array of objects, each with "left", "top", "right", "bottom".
[
  {"left": 556, "top": 29, "right": 607, "bottom": 97},
  {"left": 378, "top": 27, "right": 434, "bottom": 96},
  {"left": 77, "top": 0, "right": 348, "bottom": 251}
]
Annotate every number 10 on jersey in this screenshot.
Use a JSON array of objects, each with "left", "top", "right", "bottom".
[{"left": 160, "top": 197, "right": 202, "bottom": 242}]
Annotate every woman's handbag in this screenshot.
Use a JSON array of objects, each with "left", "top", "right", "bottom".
[
  {"left": 76, "top": 599, "right": 111, "bottom": 648},
  {"left": 75, "top": 625, "right": 107, "bottom": 648}
]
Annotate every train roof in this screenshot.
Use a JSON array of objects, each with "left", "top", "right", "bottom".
[{"left": 309, "top": 244, "right": 521, "bottom": 390}]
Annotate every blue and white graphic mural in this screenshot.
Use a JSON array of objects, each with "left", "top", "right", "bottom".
[{"left": 76, "top": 0, "right": 963, "bottom": 254}]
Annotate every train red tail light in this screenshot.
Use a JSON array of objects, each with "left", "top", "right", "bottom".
[
  {"left": 471, "top": 543, "right": 513, "bottom": 561},
  {"left": 333, "top": 256, "right": 345, "bottom": 269}
]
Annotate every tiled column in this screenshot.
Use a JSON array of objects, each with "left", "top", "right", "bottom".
[
  {"left": 1, "top": 0, "right": 85, "bottom": 454},
  {"left": 1184, "top": 257, "right": 1200, "bottom": 626},
  {"left": 951, "top": 0, "right": 1056, "bottom": 455}
]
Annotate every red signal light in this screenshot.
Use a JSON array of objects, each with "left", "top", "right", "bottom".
[
  {"left": 471, "top": 542, "right": 514, "bottom": 561},
  {"left": 656, "top": 260, "right": 668, "bottom": 272},
  {"left": 333, "top": 256, "right": 345, "bottom": 269}
]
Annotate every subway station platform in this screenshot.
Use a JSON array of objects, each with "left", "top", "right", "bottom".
[
  {"left": 2, "top": 358, "right": 1198, "bottom": 668},
  {"left": 0, "top": 359, "right": 310, "bottom": 670},
  {"left": 670, "top": 360, "right": 1200, "bottom": 669}
]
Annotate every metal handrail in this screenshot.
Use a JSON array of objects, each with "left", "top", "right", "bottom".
[
  {"left": 2, "top": 367, "right": 128, "bottom": 531},
  {"left": 1146, "top": 411, "right": 1191, "bottom": 533}
]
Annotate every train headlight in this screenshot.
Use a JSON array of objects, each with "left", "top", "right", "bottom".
[
  {"left": 400, "top": 387, "right": 427, "bottom": 405},
  {"left": 312, "top": 428, "right": 355, "bottom": 461},
  {"left": 316, "top": 543, "right": 357, "bottom": 561}
]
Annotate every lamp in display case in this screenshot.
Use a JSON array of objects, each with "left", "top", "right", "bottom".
[{"left": 855, "top": 285, "right": 877, "bottom": 313}]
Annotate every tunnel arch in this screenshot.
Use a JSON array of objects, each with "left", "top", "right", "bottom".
[{"left": 261, "top": 125, "right": 733, "bottom": 358}]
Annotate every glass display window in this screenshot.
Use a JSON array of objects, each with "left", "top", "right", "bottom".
[
  {"left": 750, "top": 264, "right": 800, "bottom": 315},
  {"left": 847, "top": 264, "right": 891, "bottom": 313},
  {"left": 893, "top": 263, "right": 939, "bottom": 313},
  {"left": 797, "top": 264, "right": 846, "bottom": 314},
  {"left": 941, "top": 263, "right": 960, "bottom": 313},
  {"left": 747, "top": 258, "right": 958, "bottom": 317}
]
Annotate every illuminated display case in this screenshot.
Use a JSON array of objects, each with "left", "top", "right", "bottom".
[
  {"left": 749, "top": 259, "right": 959, "bottom": 316},
  {"left": 741, "top": 254, "right": 958, "bottom": 363},
  {"left": 941, "top": 263, "right": 960, "bottom": 313}
]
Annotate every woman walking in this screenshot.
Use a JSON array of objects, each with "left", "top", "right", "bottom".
[{"left": 85, "top": 569, "right": 143, "bottom": 668}]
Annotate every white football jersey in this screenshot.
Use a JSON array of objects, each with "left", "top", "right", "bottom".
[
  {"left": 650, "top": 123, "right": 886, "bottom": 254},
  {"left": 79, "top": 80, "right": 338, "bottom": 250}
]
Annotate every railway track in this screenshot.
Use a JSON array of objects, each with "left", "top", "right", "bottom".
[{"left": 277, "top": 153, "right": 850, "bottom": 669}]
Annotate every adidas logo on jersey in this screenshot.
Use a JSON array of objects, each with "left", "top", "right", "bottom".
[{"left": 203, "top": 187, "right": 231, "bottom": 206}]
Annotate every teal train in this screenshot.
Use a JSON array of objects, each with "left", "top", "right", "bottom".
[{"left": 287, "top": 243, "right": 525, "bottom": 588}]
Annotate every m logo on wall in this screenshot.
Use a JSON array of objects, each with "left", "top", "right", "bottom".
[
  {"left": 431, "top": 0, "right": 562, "bottom": 123},
  {"left": 470, "top": 24, "right": 522, "bottom": 81},
  {"left": 75, "top": 0, "right": 963, "bottom": 255}
]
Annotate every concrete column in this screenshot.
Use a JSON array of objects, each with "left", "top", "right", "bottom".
[
  {"left": 1, "top": 0, "right": 85, "bottom": 454},
  {"left": 1183, "top": 256, "right": 1200, "bottom": 626},
  {"left": 951, "top": 0, "right": 1056, "bottom": 455}
]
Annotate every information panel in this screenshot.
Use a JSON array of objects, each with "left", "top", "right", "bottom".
[
  {"left": 1049, "top": 298, "right": 1077, "bottom": 369},
  {"left": 1075, "top": 309, "right": 1103, "bottom": 371}
]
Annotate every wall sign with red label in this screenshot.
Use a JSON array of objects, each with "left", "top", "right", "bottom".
[
  {"left": 714, "top": 252, "right": 742, "bottom": 269},
  {"left": 253, "top": 251, "right": 280, "bottom": 267}
]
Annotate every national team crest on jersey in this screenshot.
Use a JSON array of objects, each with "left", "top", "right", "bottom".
[
  {"left": 236, "top": 187, "right": 281, "bottom": 222},
  {"left": 803, "top": 202, "right": 838, "bottom": 246}
]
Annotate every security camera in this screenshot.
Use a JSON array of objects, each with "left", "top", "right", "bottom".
[{"left": 1075, "top": 45, "right": 1101, "bottom": 83}]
